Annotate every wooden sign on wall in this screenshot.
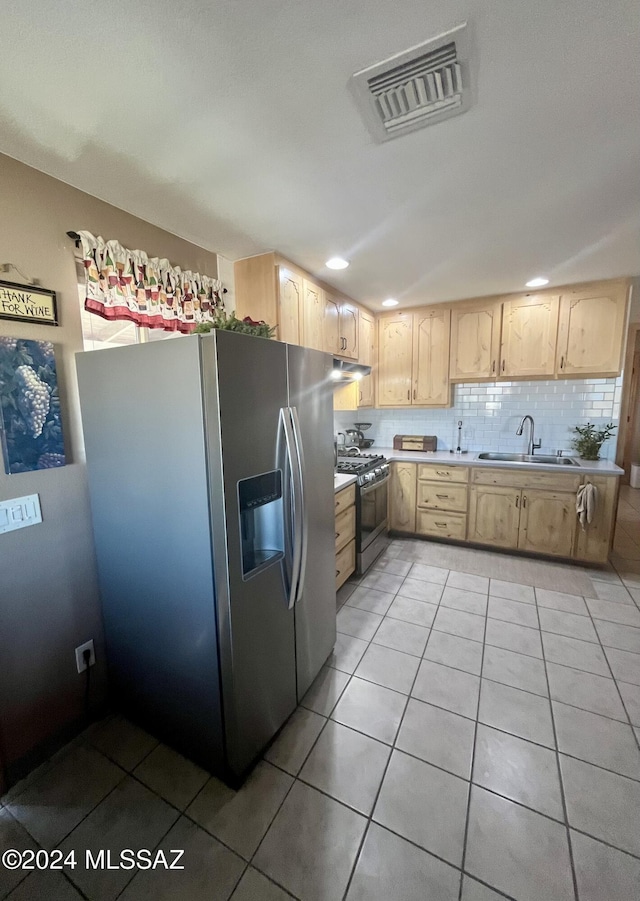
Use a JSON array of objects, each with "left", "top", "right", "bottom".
[{"left": 0, "top": 280, "right": 58, "bottom": 326}]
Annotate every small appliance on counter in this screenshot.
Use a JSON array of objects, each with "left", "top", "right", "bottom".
[
  {"left": 354, "top": 422, "right": 375, "bottom": 449},
  {"left": 393, "top": 435, "right": 437, "bottom": 452}
]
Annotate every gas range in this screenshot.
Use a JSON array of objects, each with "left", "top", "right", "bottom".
[{"left": 336, "top": 452, "right": 389, "bottom": 488}]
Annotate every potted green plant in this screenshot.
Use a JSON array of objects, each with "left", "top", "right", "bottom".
[
  {"left": 194, "top": 310, "right": 276, "bottom": 338},
  {"left": 571, "top": 421, "right": 616, "bottom": 461}
]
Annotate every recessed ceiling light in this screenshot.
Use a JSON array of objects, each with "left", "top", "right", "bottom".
[
  {"left": 382, "top": 298, "right": 399, "bottom": 307},
  {"left": 325, "top": 257, "right": 349, "bottom": 270},
  {"left": 525, "top": 277, "right": 549, "bottom": 288}
]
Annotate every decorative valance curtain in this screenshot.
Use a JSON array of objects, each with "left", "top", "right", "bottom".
[{"left": 78, "top": 231, "right": 223, "bottom": 332}]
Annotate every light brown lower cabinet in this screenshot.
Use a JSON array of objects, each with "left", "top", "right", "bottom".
[
  {"left": 390, "top": 463, "right": 618, "bottom": 563},
  {"left": 335, "top": 484, "right": 356, "bottom": 589},
  {"left": 468, "top": 486, "right": 577, "bottom": 557},
  {"left": 389, "top": 462, "right": 417, "bottom": 532},
  {"left": 467, "top": 485, "right": 520, "bottom": 549}
]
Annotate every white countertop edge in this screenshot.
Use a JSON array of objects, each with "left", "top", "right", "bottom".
[
  {"left": 334, "top": 473, "right": 358, "bottom": 493},
  {"left": 373, "top": 446, "right": 624, "bottom": 476}
]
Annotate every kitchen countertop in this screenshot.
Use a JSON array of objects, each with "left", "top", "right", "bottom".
[
  {"left": 334, "top": 473, "right": 358, "bottom": 492},
  {"left": 374, "top": 447, "right": 624, "bottom": 476}
]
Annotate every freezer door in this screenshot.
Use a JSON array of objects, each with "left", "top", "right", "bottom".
[
  {"left": 286, "top": 344, "right": 337, "bottom": 699},
  {"left": 201, "top": 332, "right": 297, "bottom": 777}
]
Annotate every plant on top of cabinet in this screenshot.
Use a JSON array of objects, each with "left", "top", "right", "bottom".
[{"left": 195, "top": 310, "right": 275, "bottom": 338}]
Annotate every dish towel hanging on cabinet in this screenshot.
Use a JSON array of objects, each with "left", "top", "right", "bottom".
[{"left": 576, "top": 483, "right": 598, "bottom": 530}]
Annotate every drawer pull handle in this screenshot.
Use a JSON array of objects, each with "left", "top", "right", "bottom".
[
  {"left": 335, "top": 531, "right": 340, "bottom": 539},
  {"left": 435, "top": 521, "right": 447, "bottom": 527},
  {"left": 560, "top": 356, "right": 564, "bottom": 369},
  {"left": 523, "top": 495, "right": 527, "bottom": 508},
  {"left": 502, "top": 359, "right": 505, "bottom": 372},
  {"left": 515, "top": 495, "right": 519, "bottom": 508},
  {"left": 436, "top": 494, "right": 450, "bottom": 499},
  {"left": 492, "top": 359, "right": 496, "bottom": 373},
  {"left": 436, "top": 471, "right": 450, "bottom": 476}
]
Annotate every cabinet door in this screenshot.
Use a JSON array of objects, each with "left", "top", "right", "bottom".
[
  {"left": 302, "top": 279, "right": 325, "bottom": 351},
  {"left": 323, "top": 291, "right": 341, "bottom": 354},
  {"left": 556, "top": 284, "right": 628, "bottom": 377},
  {"left": 468, "top": 486, "right": 520, "bottom": 548},
  {"left": 574, "top": 477, "right": 618, "bottom": 563},
  {"left": 500, "top": 294, "right": 559, "bottom": 378},
  {"left": 518, "top": 490, "right": 576, "bottom": 557},
  {"left": 277, "top": 267, "right": 303, "bottom": 345},
  {"left": 377, "top": 314, "right": 413, "bottom": 406},
  {"left": 450, "top": 300, "right": 502, "bottom": 380},
  {"left": 389, "top": 462, "right": 417, "bottom": 532},
  {"left": 358, "top": 310, "right": 375, "bottom": 408},
  {"left": 339, "top": 301, "right": 359, "bottom": 359},
  {"left": 413, "top": 307, "right": 451, "bottom": 406}
]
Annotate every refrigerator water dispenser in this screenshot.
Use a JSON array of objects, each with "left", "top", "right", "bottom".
[{"left": 238, "top": 470, "right": 284, "bottom": 579}]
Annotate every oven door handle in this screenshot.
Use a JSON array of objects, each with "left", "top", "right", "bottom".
[{"left": 359, "top": 474, "right": 390, "bottom": 496}]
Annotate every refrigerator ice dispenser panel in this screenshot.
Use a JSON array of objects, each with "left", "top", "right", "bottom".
[{"left": 238, "top": 469, "right": 284, "bottom": 579}]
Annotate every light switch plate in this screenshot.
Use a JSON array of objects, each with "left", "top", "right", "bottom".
[{"left": 0, "top": 494, "right": 42, "bottom": 534}]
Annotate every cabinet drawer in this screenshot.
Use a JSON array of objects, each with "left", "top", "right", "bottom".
[
  {"left": 416, "top": 510, "right": 467, "bottom": 540},
  {"left": 417, "top": 482, "right": 468, "bottom": 512},
  {"left": 335, "top": 484, "right": 356, "bottom": 515},
  {"left": 418, "top": 464, "right": 469, "bottom": 484},
  {"left": 336, "top": 539, "right": 356, "bottom": 590},
  {"left": 335, "top": 506, "right": 356, "bottom": 552},
  {"left": 472, "top": 467, "right": 581, "bottom": 492}
]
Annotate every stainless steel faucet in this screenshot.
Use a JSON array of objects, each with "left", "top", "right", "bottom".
[{"left": 516, "top": 415, "right": 542, "bottom": 455}]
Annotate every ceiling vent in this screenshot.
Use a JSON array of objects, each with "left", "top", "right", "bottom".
[{"left": 349, "top": 23, "right": 472, "bottom": 143}]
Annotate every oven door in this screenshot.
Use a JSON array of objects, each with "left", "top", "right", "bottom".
[{"left": 358, "top": 475, "right": 389, "bottom": 551}]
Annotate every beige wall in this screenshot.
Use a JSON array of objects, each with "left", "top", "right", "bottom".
[{"left": 0, "top": 153, "right": 219, "bottom": 781}]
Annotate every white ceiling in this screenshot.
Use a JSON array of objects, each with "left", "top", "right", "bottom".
[{"left": 1, "top": 0, "right": 639, "bottom": 310}]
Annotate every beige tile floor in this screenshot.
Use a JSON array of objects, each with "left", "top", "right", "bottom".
[{"left": 2, "top": 498, "right": 640, "bottom": 901}]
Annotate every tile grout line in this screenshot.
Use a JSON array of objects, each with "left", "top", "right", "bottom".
[
  {"left": 340, "top": 557, "right": 448, "bottom": 901},
  {"left": 580, "top": 592, "right": 640, "bottom": 756},
  {"left": 535, "top": 590, "right": 581, "bottom": 901},
  {"left": 456, "top": 581, "right": 490, "bottom": 901}
]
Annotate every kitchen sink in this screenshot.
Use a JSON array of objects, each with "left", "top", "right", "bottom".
[{"left": 477, "top": 452, "right": 578, "bottom": 466}]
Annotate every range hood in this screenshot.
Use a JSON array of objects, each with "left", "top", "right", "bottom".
[{"left": 331, "top": 359, "right": 372, "bottom": 381}]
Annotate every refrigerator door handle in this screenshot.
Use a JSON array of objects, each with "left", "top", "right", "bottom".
[
  {"left": 290, "top": 405, "right": 309, "bottom": 606},
  {"left": 278, "top": 407, "right": 303, "bottom": 610}
]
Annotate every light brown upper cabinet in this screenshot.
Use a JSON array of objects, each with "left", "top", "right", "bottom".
[
  {"left": 413, "top": 307, "right": 451, "bottom": 405},
  {"left": 555, "top": 280, "right": 629, "bottom": 377},
  {"left": 358, "top": 310, "right": 375, "bottom": 408},
  {"left": 378, "top": 308, "right": 452, "bottom": 407},
  {"left": 234, "top": 253, "right": 304, "bottom": 345},
  {"left": 500, "top": 293, "right": 560, "bottom": 378},
  {"left": 378, "top": 312, "right": 413, "bottom": 406},
  {"left": 323, "top": 293, "right": 359, "bottom": 359},
  {"left": 276, "top": 266, "right": 303, "bottom": 345},
  {"left": 450, "top": 299, "right": 502, "bottom": 381},
  {"left": 302, "top": 279, "right": 325, "bottom": 351}
]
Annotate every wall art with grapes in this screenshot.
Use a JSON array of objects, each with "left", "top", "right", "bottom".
[{"left": 0, "top": 337, "right": 66, "bottom": 474}]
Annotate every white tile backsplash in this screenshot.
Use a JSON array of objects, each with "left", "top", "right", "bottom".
[{"left": 335, "top": 377, "right": 622, "bottom": 459}]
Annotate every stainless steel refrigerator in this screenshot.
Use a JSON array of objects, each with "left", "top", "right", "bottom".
[{"left": 76, "top": 330, "right": 336, "bottom": 781}]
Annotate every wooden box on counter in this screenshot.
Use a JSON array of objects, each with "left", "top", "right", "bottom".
[{"left": 393, "top": 435, "right": 438, "bottom": 452}]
